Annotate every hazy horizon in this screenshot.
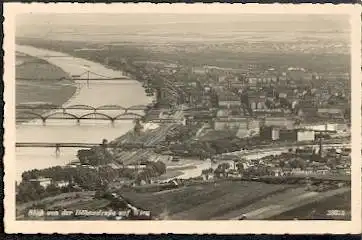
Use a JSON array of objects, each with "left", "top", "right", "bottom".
[{"left": 16, "top": 13, "right": 350, "bottom": 55}]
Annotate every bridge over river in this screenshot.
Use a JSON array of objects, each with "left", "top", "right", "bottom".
[
  {"left": 16, "top": 142, "right": 157, "bottom": 150},
  {"left": 15, "top": 45, "right": 158, "bottom": 182},
  {"left": 16, "top": 103, "right": 189, "bottom": 125},
  {"left": 17, "top": 69, "right": 130, "bottom": 82}
]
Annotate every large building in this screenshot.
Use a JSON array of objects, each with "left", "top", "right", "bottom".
[
  {"left": 246, "top": 73, "right": 278, "bottom": 87},
  {"left": 217, "top": 94, "right": 241, "bottom": 108},
  {"left": 213, "top": 117, "right": 259, "bottom": 132},
  {"left": 279, "top": 129, "right": 298, "bottom": 142},
  {"left": 260, "top": 126, "right": 280, "bottom": 141},
  {"left": 262, "top": 117, "right": 294, "bottom": 129},
  {"left": 296, "top": 130, "right": 315, "bottom": 142},
  {"left": 236, "top": 119, "right": 260, "bottom": 138},
  {"left": 213, "top": 117, "right": 247, "bottom": 131}
]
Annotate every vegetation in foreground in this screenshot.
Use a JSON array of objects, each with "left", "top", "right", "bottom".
[{"left": 16, "top": 160, "right": 166, "bottom": 203}]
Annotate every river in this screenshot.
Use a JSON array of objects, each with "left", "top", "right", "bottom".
[{"left": 16, "top": 45, "right": 154, "bottom": 182}]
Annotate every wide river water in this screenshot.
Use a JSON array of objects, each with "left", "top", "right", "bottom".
[{"left": 16, "top": 45, "right": 154, "bottom": 182}]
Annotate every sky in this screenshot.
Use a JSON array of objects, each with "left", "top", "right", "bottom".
[
  {"left": 17, "top": 13, "right": 349, "bottom": 32},
  {"left": 16, "top": 13, "right": 350, "bottom": 46}
]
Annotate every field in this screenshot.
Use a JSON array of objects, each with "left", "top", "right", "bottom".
[
  {"left": 120, "top": 180, "right": 292, "bottom": 220},
  {"left": 16, "top": 180, "right": 351, "bottom": 220},
  {"left": 269, "top": 190, "right": 351, "bottom": 220}
]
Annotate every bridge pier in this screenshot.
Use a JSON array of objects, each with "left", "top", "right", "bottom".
[
  {"left": 77, "top": 119, "right": 80, "bottom": 125},
  {"left": 55, "top": 144, "right": 61, "bottom": 157},
  {"left": 111, "top": 119, "right": 115, "bottom": 127},
  {"left": 42, "top": 118, "right": 46, "bottom": 126}
]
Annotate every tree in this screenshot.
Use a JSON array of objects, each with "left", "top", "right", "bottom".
[
  {"left": 236, "top": 161, "right": 245, "bottom": 173},
  {"left": 152, "top": 161, "right": 166, "bottom": 175},
  {"left": 289, "top": 158, "right": 306, "bottom": 170},
  {"left": 16, "top": 181, "right": 45, "bottom": 203},
  {"left": 220, "top": 162, "right": 231, "bottom": 170},
  {"left": 279, "top": 160, "right": 286, "bottom": 168},
  {"left": 77, "top": 149, "right": 96, "bottom": 165},
  {"left": 202, "top": 168, "right": 214, "bottom": 180},
  {"left": 45, "top": 183, "right": 61, "bottom": 196}
]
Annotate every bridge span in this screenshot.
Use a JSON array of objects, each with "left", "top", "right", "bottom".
[
  {"left": 17, "top": 69, "right": 130, "bottom": 82},
  {"left": 17, "top": 77, "right": 130, "bottom": 81},
  {"left": 15, "top": 103, "right": 188, "bottom": 125},
  {"left": 16, "top": 142, "right": 157, "bottom": 149},
  {"left": 16, "top": 113, "right": 184, "bottom": 125},
  {"left": 16, "top": 103, "right": 150, "bottom": 111}
]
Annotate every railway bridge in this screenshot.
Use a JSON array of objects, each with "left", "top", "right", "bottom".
[{"left": 16, "top": 142, "right": 159, "bottom": 157}]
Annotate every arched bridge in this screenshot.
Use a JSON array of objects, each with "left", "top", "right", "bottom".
[
  {"left": 16, "top": 111, "right": 146, "bottom": 124},
  {"left": 16, "top": 103, "right": 150, "bottom": 113},
  {"left": 16, "top": 111, "right": 185, "bottom": 125}
]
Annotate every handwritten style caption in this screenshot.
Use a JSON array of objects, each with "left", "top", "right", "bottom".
[{"left": 27, "top": 209, "right": 151, "bottom": 218}]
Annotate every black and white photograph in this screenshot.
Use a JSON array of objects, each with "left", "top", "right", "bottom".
[{"left": 3, "top": 3, "right": 361, "bottom": 234}]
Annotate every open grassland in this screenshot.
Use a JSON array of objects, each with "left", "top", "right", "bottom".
[{"left": 120, "top": 180, "right": 292, "bottom": 220}]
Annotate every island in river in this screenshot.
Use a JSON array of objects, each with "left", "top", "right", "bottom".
[{"left": 16, "top": 52, "right": 77, "bottom": 110}]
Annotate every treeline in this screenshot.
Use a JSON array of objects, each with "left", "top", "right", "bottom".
[
  {"left": 16, "top": 180, "right": 74, "bottom": 203},
  {"left": 77, "top": 146, "right": 113, "bottom": 166},
  {"left": 167, "top": 136, "right": 271, "bottom": 159}
]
